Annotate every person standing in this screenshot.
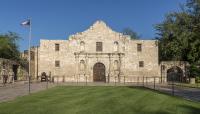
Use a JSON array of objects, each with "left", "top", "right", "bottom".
[
  {"left": 1, "top": 69, "right": 8, "bottom": 86},
  {"left": 8, "top": 70, "right": 14, "bottom": 83}
]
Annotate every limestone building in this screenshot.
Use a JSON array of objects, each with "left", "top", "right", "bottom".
[
  {"left": 0, "top": 58, "right": 28, "bottom": 81},
  {"left": 27, "top": 20, "right": 163, "bottom": 83}
]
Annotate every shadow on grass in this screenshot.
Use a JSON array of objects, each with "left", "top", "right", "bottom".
[
  {"left": 127, "top": 86, "right": 200, "bottom": 114},
  {"left": 178, "top": 104, "right": 200, "bottom": 114},
  {"left": 127, "top": 86, "right": 169, "bottom": 95},
  {"left": 141, "top": 106, "right": 200, "bottom": 114},
  {"left": 142, "top": 111, "right": 171, "bottom": 114},
  {"left": 127, "top": 86, "right": 186, "bottom": 99},
  {"left": 141, "top": 107, "right": 200, "bottom": 114}
]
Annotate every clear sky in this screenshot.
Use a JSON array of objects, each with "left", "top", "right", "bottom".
[{"left": 0, "top": 0, "right": 186, "bottom": 51}]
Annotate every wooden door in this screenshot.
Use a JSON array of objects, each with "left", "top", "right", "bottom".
[{"left": 93, "top": 63, "right": 106, "bottom": 82}]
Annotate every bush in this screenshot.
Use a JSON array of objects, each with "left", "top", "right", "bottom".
[
  {"left": 189, "top": 64, "right": 200, "bottom": 78},
  {"left": 196, "top": 77, "right": 200, "bottom": 83}
]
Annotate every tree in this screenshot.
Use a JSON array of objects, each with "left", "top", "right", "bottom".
[
  {"left": 0, "top": 32, "right": 21, "bottom": 61},
  {"left": 122, "top": 28, "right": 140, "bottom": 39},
  {"left": 186, "top": 0, "right": 200, "bottom": 64},
  {"left": 155, "top": 0, "right": 200, "bottom": 78},
  {"left": 155, "top": 12, "right": 192, "bottom": 61}
]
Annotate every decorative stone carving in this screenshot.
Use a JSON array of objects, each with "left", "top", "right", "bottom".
[{"left": 29, "top": 20, "right": 161, "bottom": 83}]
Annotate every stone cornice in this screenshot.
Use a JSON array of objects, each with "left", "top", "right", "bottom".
[{"left": 74, "top": 52, "right": 125, "bottom": 56}]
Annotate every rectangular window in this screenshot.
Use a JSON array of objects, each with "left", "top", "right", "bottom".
[
  {"left": 55, "top": 44, "right": 59, "bottom": 51},
  {"left": 96, "top": 42, "right": 102, "bottom": 52},
  {"left": 137, "top": 43, "right": 142, "bottom": 52},
  {"left": 55, "top": 60, "right": 60, "bottom": 67},
  {"left": 139, "top": 61, "right": 144, "bottom": 67}
]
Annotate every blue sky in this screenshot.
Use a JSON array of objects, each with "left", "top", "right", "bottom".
[{"left": 0, "top": 0, "right": 186, "bottom": 51}]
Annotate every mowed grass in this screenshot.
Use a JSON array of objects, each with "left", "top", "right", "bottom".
[{"left": 0, "top": 86, "right": 200, "bottom": 114}]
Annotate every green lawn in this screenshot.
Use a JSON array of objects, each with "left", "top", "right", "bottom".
[{"left": 0, "top": 86, "right": 200, "bottom": 114}]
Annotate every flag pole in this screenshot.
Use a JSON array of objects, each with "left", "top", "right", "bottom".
[{"left": 28, "top": 18, "right": 32, "bottom": 94}]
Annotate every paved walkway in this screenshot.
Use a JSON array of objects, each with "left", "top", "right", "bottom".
[
  {"left": 145, "top": 83, "right": 200, "bottom": 102},
  {"left": 0, "top": 82, "right": 55, "bottom": 102}
]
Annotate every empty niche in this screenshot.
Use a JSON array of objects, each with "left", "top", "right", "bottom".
[
  {"left": 80, "top": 41, "right": 85, "bottom": 52},
  {"left": 114, "top": 41, "right": 119, "bottom": 52}
]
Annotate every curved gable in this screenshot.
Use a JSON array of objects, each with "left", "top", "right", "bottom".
[{"left": 68, "top": 20, "right": 131, "bottom": 41}]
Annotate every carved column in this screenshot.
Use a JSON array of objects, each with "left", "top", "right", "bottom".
[
  {"left": 85, "top": 53, "right": 89, "bottom": 81},
  {"left": 118, "top": 53, "right": 121, "bottom": 83},
  {"left": 120, "top": 53, "right": 125, "bottom": 83},
  {"left": 108, "top": 53, "right": 111, "bottom": 83},
  {"left": 75, "top": 53, "right": 79, "bottom": 80}
]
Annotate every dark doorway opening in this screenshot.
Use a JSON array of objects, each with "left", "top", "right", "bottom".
[
  {"left": 93, "top": 63, "right": 106, "bottom": 82},
  {"left": 167, "top": 66, "right": 183, "bottom": 82},
  {"left": 13, "top": 65, "right": 19, "bottom": 80}
]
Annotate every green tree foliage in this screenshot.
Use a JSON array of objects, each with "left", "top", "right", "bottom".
[
  {"left": 0, "top": 32, "right": 21, "bottom": 61},
  {"left": 156, "top": 12, "right": 192, "bottom": 61},
  {"left": 156, "top": 0, "right": 200, "bottom": 77},
  {"left": 122, "top": 28, "right": 140, "bottom": 39}
]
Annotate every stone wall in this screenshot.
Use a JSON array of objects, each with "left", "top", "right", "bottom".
[
  {"left": 160, "top": 61, "right": 189, "bottom": 82},
  {"left": 21, "top": 46, "right": 39, "bottom": 80},
  {"left": 36, "top": 20, "right": 161, "bottom": 82},
  {"left": 0, "top": 58, "right": 28, "bottom": 81}
]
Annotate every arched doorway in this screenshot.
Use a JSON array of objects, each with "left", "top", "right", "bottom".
[
  {"left": 12, "top": 65, "right": 19, "bottom": 80},
  {"left": 93, "top": 63, "right": 106, "bottom": 82},
  {"left": 167, "top": 66, "right": 183, "bottom": 82}
]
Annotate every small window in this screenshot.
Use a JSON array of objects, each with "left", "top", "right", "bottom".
[
  {"left": 55, "top": 61, "right": 60, "bottom": 67},
  {"left": 139, "top": 61, "right": 144, "bottom": 67},
  {"left": 96, "top": 42, "right": 102, "bottom": 52},
  {"left": 137, "top": 43, "right": 142, "bottom": 52},
  {"left": 55, "top": 44, "right": 59, "bottom": 51}
]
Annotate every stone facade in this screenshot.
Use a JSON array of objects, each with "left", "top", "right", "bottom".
[
  {"left": 160, "top": 61, "right": 189, "bottom": 82},
  {"left": 23, "top": 47, "right": 39, "bottom": 80},
  {"left": 29, "top": 20, "right": 161, "bottom": 83},
  {"left": 0, "top": 58, "right": 28, "bottom": 82}
]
